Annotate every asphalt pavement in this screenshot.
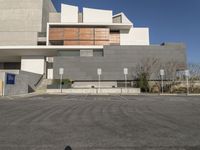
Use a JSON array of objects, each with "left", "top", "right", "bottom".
[{"left": 0, "top": 94, "right": 200, "bottom": 150}]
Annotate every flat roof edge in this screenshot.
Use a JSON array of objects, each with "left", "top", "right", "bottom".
[{"left": 0, "top": 46, "right": 104, "bottom": 50}]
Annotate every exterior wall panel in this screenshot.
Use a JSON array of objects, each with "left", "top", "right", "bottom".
[
  {"left": 110, "top": 32, "right": 120, "bottom": 45},
  {"left": 21, "top": 56, "right": 45, "bottom": 75},
  {"left": 120, "top": 27, "right": 149, "bottom": 45},
  {"left": 95, "top": 41, "right": 109, "bottom": 45},
  {"left": 42, "top": 0, "right": 56, "bottom": 32},
  {"left": 64, "top": 41, "right": 79, "bottom": 45},
  {"left": 0, "top": 32, "right": 38, "bottom": 46},
  {"left": 49, "top": 27, "right": 111, "bottom": 46},
  {"left": 95, "top": 28, "right": 109, "bottom": 41},
  {"left": 80, "top": 41, "right": 94, "bottom": 45},
  {"left": 0, "top": 80, "right": 3, "bottom": 96},
  {"left": 53, "top": 44, "right": 187, "bottom": 81},
  {"left": 49, "top": 28, "right": 64, "bottom": 40},
  {"left": 83, "top": 8, "right": 113, "bottom": 23},
  {"left": 79, "top": 28, "right": 94, "bottom": 40},
  {"left": 0, "top": 0, "right": 55, "bottom": 46},
  {"left": 61, "top": 4, "right": 78, "bottom": 23},
  {"left": 64, "top": 28, "right": 79, "bottom": 40},
  {"left": 49, "top": 13, "right": 61, "bottom": 23}
]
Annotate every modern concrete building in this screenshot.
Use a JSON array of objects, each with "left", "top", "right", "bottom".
[{"left": 0, "top": 0, "right": 186, "bottom": 92}]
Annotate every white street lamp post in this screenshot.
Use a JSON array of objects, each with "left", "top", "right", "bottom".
[
  {"left": 59, "top": 68, "right": 64, "bottom": 93},
  {"left": 185, "top": 70, "right": 190, "bottom": 95},
  {"left": 97, "top": 68, "right": 102, "bottom": 93},
  {"left": 160, "top": 69, "right": 165, "bottom": 94},
  {"left": 124, "top": 68, "right": 128, "bottom": 92}
]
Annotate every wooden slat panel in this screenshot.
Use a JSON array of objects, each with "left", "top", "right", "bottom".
[
  {"left": 95, "top": 41, "right": 110, "bottom": 45},
  {"left": 95, "top": 28, "right": 109, "bottom": 32},
  {"left": 95, "top": 28, "right": 109, "bottom": 40},
  {"left": 79, "top": 41, "right": 94, "bottom": 45},
  {"left": 110, "top": 32, "right": 120, "bottom": 45},
  {"left": 49, "top": 28, "right": 64, "bottom": 40},
  {"left": 95, "top": 35, "right": 109, "bottom": 40},
  {"left": 64, "top": 28, "right": 79, "bottom": 40},
  {"left": 79, "top": 28, "right": 94, "bottom": 33},
  {"left": 64, "top": 41, "right": 79, "bottom": 45},
  {"left": 79, "top": 35, "right": 94, "bottom": 40},
  {"left": 79, "top": 28, "right": 94, "bottom": 40}
]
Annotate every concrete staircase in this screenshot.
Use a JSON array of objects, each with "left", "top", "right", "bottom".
[{"left": 36, "top": 79, "right": 53, "bottom": 92}]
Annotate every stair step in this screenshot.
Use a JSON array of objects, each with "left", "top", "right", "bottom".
[{"left": 36, "top": 79, "right": 53, "bottom": 90}]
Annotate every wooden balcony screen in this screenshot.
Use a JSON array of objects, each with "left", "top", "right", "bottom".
[
  {"left": 79, "top": 28, "right": 94, "bottom": 40},
  {"left": 110, "top": 31, "right": 120, "bottom": 45},
  {"left": 64, "top": 28, "right": 79, "bottom": 40},
  {"left": 49, "top": 27, "right": 119, "bottom": 46},
  {"left": 49, "top": 28, "right": 64, "bottom": 41}
]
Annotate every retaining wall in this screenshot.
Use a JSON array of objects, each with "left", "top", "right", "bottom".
[{"left": 47, "top": 88, "right": 141, "bottom": 95}]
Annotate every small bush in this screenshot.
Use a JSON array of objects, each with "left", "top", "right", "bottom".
[
  {"left": 172, "top": 87, "right": 187, "bottom": 93},
  {"left": 52, "top": 79, "right": 72, "bottom": 88},
  {"left": 190, "top": 87, "right": 200, "bottom": 93},
  {"left": 151, "top": 83, "right": 160, "bottom": 93},
  {"left": 136, "top": 72, "right": 149, "bottom": 92}
]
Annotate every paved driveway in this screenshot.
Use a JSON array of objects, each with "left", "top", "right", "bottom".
[{"left": 0, "top": 95, "right": 200, "bottom": 150}]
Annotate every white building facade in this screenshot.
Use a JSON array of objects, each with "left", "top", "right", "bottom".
[{"left": 0, "top": 1, "right": 186, "bottom": 83}]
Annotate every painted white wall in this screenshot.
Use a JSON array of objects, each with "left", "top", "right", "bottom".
[
  {"left": 120, "top": 27, "right": 150, "bottom": 45},
  {"left": 61, "top": 4, "right": 78, "bottom": 23},
  {"left": 21, "top": 56, "right": 45, "bottom": 75},
  {"left": 121, "top": 13, "right": 133, "bottom": 24},
  {"left": 47, "top": 69, "right": 53, "bottom": 79},
  {"left": 113, "top": 13, "right": 133, "bottom": 24},
  {"left": 83, "top": 8, "right": 112, "bottom": 23}
]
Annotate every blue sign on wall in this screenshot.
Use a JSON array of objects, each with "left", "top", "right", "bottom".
[{"left": 6, "top": 73, "right": 16, "bottom": 85}]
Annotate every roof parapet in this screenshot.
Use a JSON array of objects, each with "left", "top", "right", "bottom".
[{"left": 60, "top": 3, "right": 132, "bottom": 25}]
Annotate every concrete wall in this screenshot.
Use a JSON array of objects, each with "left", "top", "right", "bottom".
[
  {"left": 53, "top": 44, "right": 186, "bottom": 81},
  {"left": 49, "top": 13, "right": 61, "bottom": 23},
  {"left": 121, "top": 13, "right": 132, "bottom": 24},
  {"left": 0, "top": 0, "right": 43, "bottom": 32},
  {"left": 0, "top": 70, "right": 20, "bottom": 96},
  {"left": 19, "top": 71, "right": 43, "bottom": 90},
  {"left": 83, "top": 8, "right": 113, "bottom": 23},
  {"left": 120, "top": 27, "right": 150, "bottom": 45},
  {"left": 0, "top": 32, "right": 38, "bottom": 46},
  {"left": 4, "top": 73, "right": 28, "bottom": 96},
  {"left": 0, "top": 79, "right": 3, "bottom": 96},
  {"left": 61, "top": 4, "right": 78, "bottom": 23},
  {"left": 3, "top": 70, "right": 42, "bottom": 96},
  {"left": 0, "top": 0, "right": 56, "bottom": 46},
  {"left": 21, "top": 56, "right": 45, "bottom": 75},
  {"left": 72, "top": 82, "right": 117, "bottom": 88},
  {"left": 42, "top": 0, "right": 56, "bottom": 32},
  {"left": 47, "top": 88, "right": 141, "bottom": 95},
  {"left": 113, "top": 13, "right": 132, "bottom": 24}
]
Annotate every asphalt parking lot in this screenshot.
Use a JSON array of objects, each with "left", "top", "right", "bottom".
[{"left": 0, "top": 95, "right": 200, "bottom": 150}]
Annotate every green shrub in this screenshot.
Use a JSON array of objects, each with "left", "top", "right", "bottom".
[
  {"left": 52, "top": 79, "right": 72, "bottom": 88},
  {"left": 136, "top": 72, "right": 149, "bottom": 92}
]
